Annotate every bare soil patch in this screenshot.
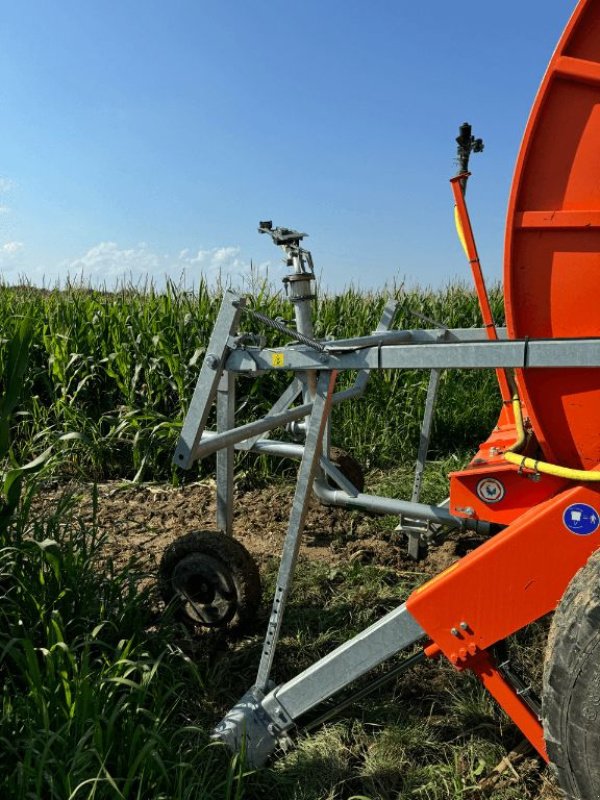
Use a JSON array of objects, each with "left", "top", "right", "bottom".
[
  {"left": 36, "top": 478, "right": 556, "bottom": 797},
  {"left": 40, "top": 478, "right": 477, "bottom": 579}
]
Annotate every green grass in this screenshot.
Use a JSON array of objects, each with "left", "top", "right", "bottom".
[
  {"left": 0, "top": 492, "right": 242, "bottom": 799},
  {"left": 0, "top": 475, "right": 554, "bottom": 800},
  {"left": 1, "top": 487, "right": 551, "bottom": 799}
]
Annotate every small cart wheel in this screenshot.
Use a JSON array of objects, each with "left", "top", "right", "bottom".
[
  {"left": 325, "top": 447, "right": 365, "bottom": 493},
  {"left": 158, "top": 531, "right": 261, "bottom": 633},
  {"left": 543, "top": 547, "right": 600, "bottom": 799}
]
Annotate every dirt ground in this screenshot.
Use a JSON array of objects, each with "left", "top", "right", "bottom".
[
  {"left": 39, "top": 478, "right": 560, "bottom": 799},
  {"left": 47, "top": 478, "right": 469, "bottom": 578}
]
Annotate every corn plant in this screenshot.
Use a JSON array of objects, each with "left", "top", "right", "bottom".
[
  {"left": 0, "top": 316, "right": 53, "bottom": 534},
  {"left": 0, "top": 280, "right": 505, "bottom": 482}
]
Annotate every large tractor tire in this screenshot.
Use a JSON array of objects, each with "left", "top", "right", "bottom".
[
  {"left": 543, "top": 548, "right": 600, "bottom": 799},
  {"left": 159, "top": 530, "right": 261, "bottom": 634}
]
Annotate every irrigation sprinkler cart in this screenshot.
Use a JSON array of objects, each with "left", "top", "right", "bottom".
[
  {"left": 161, "top": 2, "right": 600, "bottom": 795},
  {"left": 170, "top": 283, "right": 600, "bottom": 751}
]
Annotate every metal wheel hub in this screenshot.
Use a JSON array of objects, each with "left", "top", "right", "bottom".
[{"left": 172, "top": 553, "right": 237, "bottom": 627}]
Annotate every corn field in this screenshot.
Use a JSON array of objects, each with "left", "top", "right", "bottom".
[{"left": 1, "top": 280, "right": 504, "bottom": 483}]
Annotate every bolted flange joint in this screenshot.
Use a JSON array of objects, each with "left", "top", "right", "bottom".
[{"left": 211, "top": 686, "right": 292, "bottom": 768}]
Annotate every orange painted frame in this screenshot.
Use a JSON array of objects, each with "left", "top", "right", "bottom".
[
  {"left": 406, "top": 483, "right": 600, "bottom": 757},
  {"left": 404, "top": 0, "right": 600, "bottom": 761},
  {"left": 451, "top": 175, "right": 513, "bottom": 410}
]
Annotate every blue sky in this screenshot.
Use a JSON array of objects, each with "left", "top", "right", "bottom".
[{"left": 0, "top": 1, "right": 573, "bottom": 291}]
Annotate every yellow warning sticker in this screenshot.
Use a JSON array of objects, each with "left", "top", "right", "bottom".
[{"left": 271, "top": 352, "right": 285, "bottom": 367}]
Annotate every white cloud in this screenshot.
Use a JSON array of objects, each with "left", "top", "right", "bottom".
[
  {"left": 0, "top": 205, "right": 10, "bottom": 215},
  {"left": 177, "top": 245, "right": 245, "bottom": 273},
  {"left": 62, "top": 241, "right": 270, "bottom": 290},
  {"left": 68, "top": 241, "right": 163, "bottom": 286},
  {"left": 0, "top": 178, "right": 15, "bottom": 194},
  {"left": 0, "top": 241, "right": 25, "bottom": 278},
  {"left": 0, "top": 238, "right": 273, "bottom": 291},
  {"left": 2, "top": 241, "right": 23, "bottom": 255}
]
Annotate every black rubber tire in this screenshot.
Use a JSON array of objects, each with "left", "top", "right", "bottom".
[
  {"left": 158, "top": 531, "right": 261, "bottom": 634},
  {"left": 543, "top": 547, "right": 600, "bottom": 799},
  {"left": 325, "top": 447, "right": 365, "bottom": 494}
]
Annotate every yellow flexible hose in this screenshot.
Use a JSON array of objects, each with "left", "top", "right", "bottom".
[
  {"left": 506, "top": 396, "right": 527, "bottom": 454},
  {"left": 504, "top": 396, "right": 600, "bottom": 481}
]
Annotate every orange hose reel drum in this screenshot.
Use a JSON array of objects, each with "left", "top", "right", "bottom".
[{"left": 504, "top": 0, "right": 600, "bottom": 470}]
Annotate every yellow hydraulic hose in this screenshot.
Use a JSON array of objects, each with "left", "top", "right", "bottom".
[
  {"left": 506, "top": 395, "right": 527, "bottom": 453},
  {"left": 504, "top": 396, "right": 600, "bottom": 481}
]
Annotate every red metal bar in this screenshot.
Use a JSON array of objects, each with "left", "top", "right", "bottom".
[
  {"left": 451, "top": 174, "right": 513, "bottom": 408},
  {"left": 470, "top": 651, "right": 548, "bottom": 761}
]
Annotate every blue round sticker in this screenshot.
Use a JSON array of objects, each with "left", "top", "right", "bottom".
[{"left": 563, "top": 503, "right": 600, "bottom": 536}]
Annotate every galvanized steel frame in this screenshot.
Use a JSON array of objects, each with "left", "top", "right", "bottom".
[{"left": 174, "top": 289, "right": 600, "bottom": 765}]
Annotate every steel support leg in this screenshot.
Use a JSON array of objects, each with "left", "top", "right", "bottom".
[
  {"left": 408, "top": 367, "right": 441, "bottom": 559},
  {"left": 255, "top": 369, "right": 338, "bottom": 692},
  {"left": 173, "top": 291, "right": 244, "bottom": 469},
  {"left": 216, "top": 371, "right": 235, "bottom": 535},
  {"left": 411, "top": 368, "right": 441, "bottom": 504}
]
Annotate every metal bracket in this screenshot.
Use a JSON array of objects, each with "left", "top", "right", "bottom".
[
  {"left": 213, "top": 602, "right": 425, "bottom": 767},
  {"left": 173, "top": 291, "right": 245, "bottom": 469},
  {"left": 405, "top": 367, "right": 442, "bottom": 559}
]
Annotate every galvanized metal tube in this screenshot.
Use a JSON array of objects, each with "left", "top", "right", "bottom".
[
  {"left": 289, "top": 269, "right": 317, "bottom": 399},
  {"left": 326, "top": 329, "right": 415, "bottom": 350},
  {"left": 216, "top": 371, "right": 235, "bottom": 535},
  {"left": 198, "top": 377, "right": 368, "bottom": 461},
  {"left": 313, "top": 477, "right": 489, "bottom": 534},
  {"left": 201, "top": 431, "right": 482, "bottom": 533},
  {"left": 192, "top": 401, "right": 313, "bottom": 461},
  {"left": 262, "top": 602, "right": 425, "bottom": 722}
]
